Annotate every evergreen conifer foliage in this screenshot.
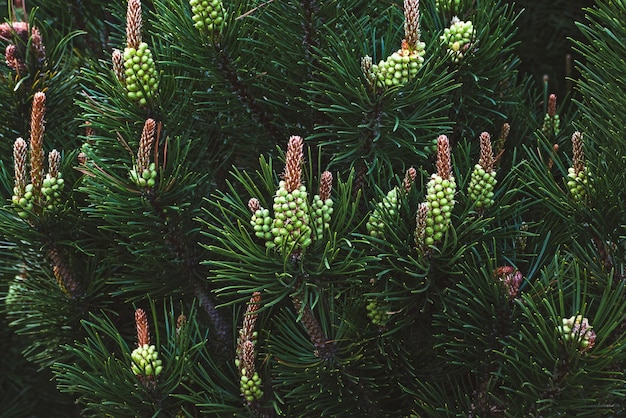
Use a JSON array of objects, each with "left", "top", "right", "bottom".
[{"left": 2, "top": 0, "right": 626, "bottom": 416}]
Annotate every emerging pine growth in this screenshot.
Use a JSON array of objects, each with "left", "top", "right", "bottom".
[
  {"left": 11, "top": 92, "right": 65, "bottom": 218},
  {"left": 420, "top": 135, "right": 456, "bottom": 247},
  {"left": 541, "top": 93, "right": 561, "bottom": 137},
  {"left": 566, "top": 131, "right": 591, "bottom": 202},
  {"left": 2, "top": 0, "right": 626, "bottom": 416},
  {"left": 130, "top": 308, "right": 164, "bottom": 380},
  {"left": 467, "top": 131, "right": 497, "bottom": 209},
  {"left": 129, "top": 118, "right": 158, "bottom": 188},
  {"left": 366, "top": 0, "right": 426, "bottom": 89},
  {"left": 235, "top": 293, "right": 263, "bottom": 405},
  {"left": 118, "top": 0, "right": 159, "bottom": 106},
  {"left": 248, "top": 136, "right": 334, "bottom": 254}
]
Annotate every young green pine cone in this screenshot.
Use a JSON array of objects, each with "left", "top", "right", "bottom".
[
  {"left": 190, "top": 0, "right": 227, "bottom": 34},
  {"left": 270, "top": 181, "right": 312, "bottom": 250},
  {"left": 239, "top": 369, "right": 263, "bottom": 402},
  {"left": 371, "top": 41, "right": 426, "bottom": 88},
  {"left": 441, "top": 17, "right": 474, "bottom": 62},
  {"left": 467, "top": 164, "right": 496, "bottom": 208},
  {"left": 366, "top": 187, "right": 400, "bottom": 239},
  {"left": 123, "top": 42, "right": 158, "bottom": 106},
  {"left": 311, "top": 195, "right": 333, "bottom": 239},
  {"left": 41, "top": 172, "right": 65, "bottom": 211},
  {"left": 129, "top": 162, "right": 158, "bottom": 188},
  {"left": 567, "top": 166, "right": 591, "bottom": 202},
  {"left": 131, "top": 344, "right": 163, "bottom": 376},
  {"left": 424, "top": 175, "right": 456, "bottom": 246},
  {"left": 366, "top": 298, "right": 389, "bottom": 327}
]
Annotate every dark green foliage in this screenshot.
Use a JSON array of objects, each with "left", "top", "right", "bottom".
[{"left": 1, "top": 0, "right": 626, "bottom": 416}]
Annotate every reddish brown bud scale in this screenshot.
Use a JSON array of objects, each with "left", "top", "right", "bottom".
[
  {"left": 414, "top": 202, "right": 429, "bottom": 251},
  {"left": 548, "top": 94, "right": 557, "bottom": 118},
  {"left": 248, "top": 198, "right": 260, "bottom": 214},
  {"left": 403, "top": 0, "right": 421, "bottom": 48},
  {"left": 241, "top": 291, "right": 261, "bottom": 343},
  {"left": 30, "top": 92, "right": 46, "bottom": 198},
  {"left": 112, "top": 49, "right": 125, "bottom": 83},
  {"left": 48, "top": 246, "right": 81, "bottom": 297},
  {"left": 436, "top": 135, "right": 452, "bottom": 180},
  {"left": 30, "top": 27, "right": 45, "bottom": 60},
  {"left": 572, "top": 131, "right": 585, "bottom": 175},
  {"left": 478, "top": 132, "right": 494, "bottom": 172},
  {"left": 137, "top": 118, "right": 156, "bottom": 174},
  {"left": 283, "top": 135, "right": 304, "bottom": 192},
  {"left": 48, "top": 150, "right": 61, "bottom": 178},
  {"left": 126, "top": 0, "right": 143, "bottom": 49},
  {"left": 13, "top": 137, "right": 27, "bottom": 197},
  {"left": 5, "top": 43, "right": 25, "bottom": 72},
  {"left": 242, "top": 339, "right": 256, "bottom": 378},
  {"left": 403, "top": 167, "right": 417, "bottom": 192},
  {"left": 135, "top": 308, "right": 150, "bottom": 347},
  {"left": 318, "top": 171, "right": 333, "bottom": 201}
]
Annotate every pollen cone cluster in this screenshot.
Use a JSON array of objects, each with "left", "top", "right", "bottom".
[
  {"left": 467, "top": 132, "right": 497, "bottom": 209},
  {"left": 441, "top": 17, "right": 474, "bottom": 62},
  {"left": 248, "top": 136, "right": 336, "bottom": 255},
  {"left": 190, "top": 0, "right": 227, "bottom": 35},
  {"left": 422, "top": 135, "right": 455, "bottom": 246}
]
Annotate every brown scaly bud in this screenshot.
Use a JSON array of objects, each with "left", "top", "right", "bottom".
[
  {"left": 436, "top": 135, "right": 452, "bottom": 180},
  {"left": 13, "top": 137, "right": 28, "bottom": 198},
  {"left": 542, "top": 94, "right": 560, "bottom": 136},
  {"left": 291, "top": 294, "right": 333, "bottom": 358},
  {"left": 318, "top": 171, "right": 333, "bottom": 202},
  {"left": 48, "top": 149, "right": 61, "bottom": 178},
  {"left": 85, "top": 121, "right": 95, "bottom": 137},
  {"left": 248, "top": 198, "right": 260, "bottom": 214},
  {"left": 548, "top": 94, "right": 557, "bottom": 118},
  {"left": 403, "top": 167, "right": 417, "bottom": 193},
  {"left": 126, "top": 0, "right": 143, "bottom": 49},
  {"left": 5, "top": 43, "right": 25, "bottom": 72},
  {"left": 30, "top": 26, "right": 45, "bottom": 61},
  {"left": 572, "top": 131, "right": 585, "bottom": 175},
  {"left": 176, "top": 314, "right": 187, "bottom": 337},
  {"left": 77, "top": 152, "right": 87, "bottom": 165},
  {"left": 112, "top": 49, "right": 126, "bottom": 83},
  {"left": 29, "top": 92, "right": 46, "bottom": 197},
  {"left": 361, "top": 55, "right": 376, "bottom": 89},
  {"left": 283, "top": 135, "right": 304, "bottom": 193},
  {"left": 0, "top": 21, "right": 29, "bottom": 41},
  {"left": 547, "top": 143, "right": 559, "bottom": 171},
  {"left": 414, "top": 202, "right": 429, "bottom": 252},
  {"left": 499, "top": 123, "right": 510, "bottom": 143},
  {"left": 242, "top": 339, "right": 256, "bottom": 378},
  {"left": 404, "top": 0, "right": 421, "bottom": 48},
  {"left": 494, "top": 122, "right": 510, "bottom": 164},
  {"left": 47, "top": 246, "right": 81, "bottom": 297},
  {"left": 353, "top": 163, "right": 366, "bottom": 200},
  {"left": 135, "top": 308, "right": 150, "bottom": 347},
  {"left": 240, "top": 291, "right": 261, "bottom": 343},
  {"left": 137, "top": 118, "right": 156, "bottom": 174},
  {"left": 478, "top": 132, "right": 494, "bottom": 172}
]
